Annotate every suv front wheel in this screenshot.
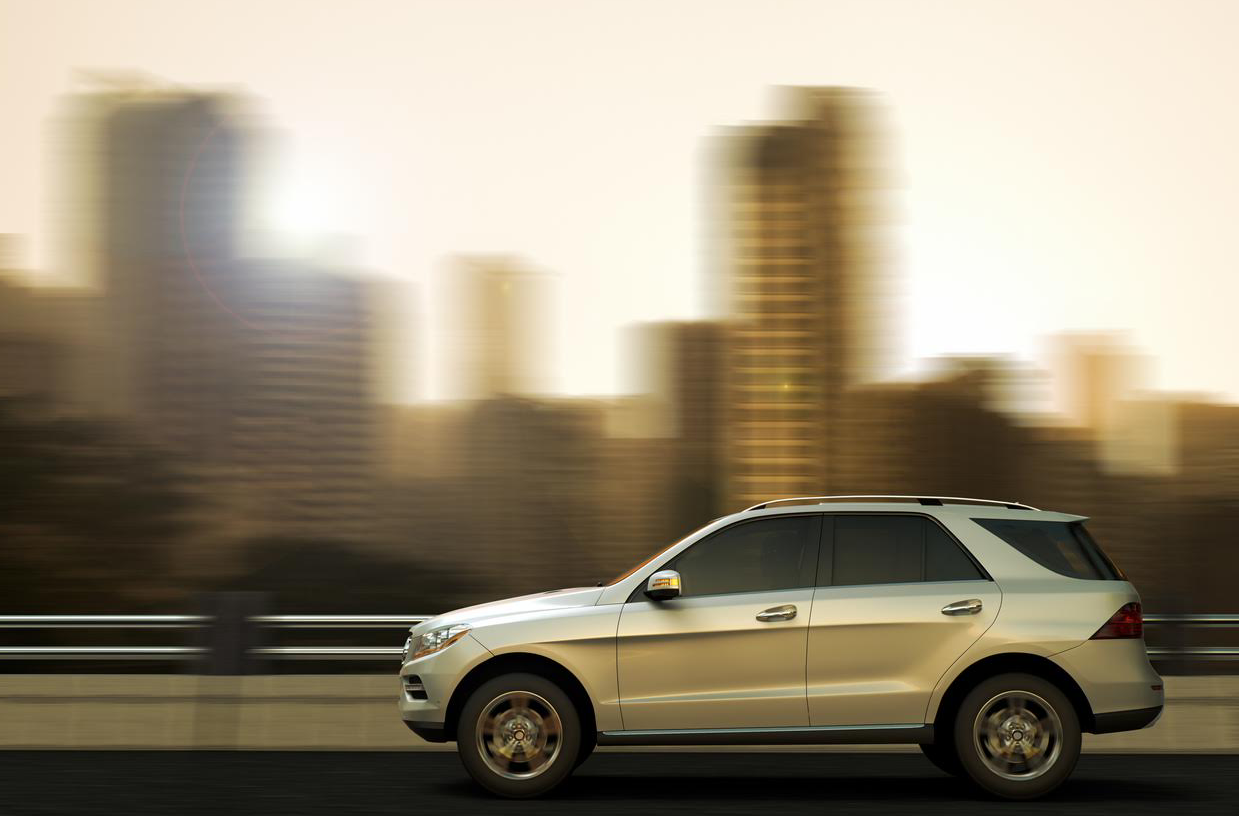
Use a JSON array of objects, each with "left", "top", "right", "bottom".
[
  {"left": 954, "top": 672, "right": 1082, "bottom": 799},
  {"left": 457, "top": 672, "right": 581, "bottom": 798}
]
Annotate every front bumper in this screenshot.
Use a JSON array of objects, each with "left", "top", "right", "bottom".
[
  {"left": 403, "top": 720, "right": 449, "bottom": 742},
  {"left": 398, "top": 632, "right": 492, "bottom": 735}
]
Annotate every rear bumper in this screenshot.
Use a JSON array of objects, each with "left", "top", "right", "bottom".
[
  {"left": 1049, "top": 638, "right": 1164, "bottom": 727},
  {"left": 1091, "top": 705, "right": 1163, "bottom": 734}
]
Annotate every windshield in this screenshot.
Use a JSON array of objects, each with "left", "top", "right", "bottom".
[{"left": 602, "top": 518, "right": 722, "bottom": 586}]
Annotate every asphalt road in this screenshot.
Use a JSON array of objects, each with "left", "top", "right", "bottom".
[{"left": 1, "top": 751, "right": 1235, "bottom": 816}]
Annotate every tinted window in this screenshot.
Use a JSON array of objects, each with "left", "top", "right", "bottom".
[
  {"left": 832, "top": 516, "right": 922, "bottom": 586},
  {"left": 925, "top": 522, "right": 985, "bottom": 581},
  {"left": 825, "top": 515, "right": 985, "bottom": 586},
  {"left": 973, "top": 519, "right": 1121, "bottom": 580},
  {"left": 671, "top": 515, "right": 820, "bottom": 597}
]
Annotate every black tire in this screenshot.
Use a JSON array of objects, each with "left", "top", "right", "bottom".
[
  {"left": 574, "top": 731, "right": 597, "bottom": 769},
  {"left": 919, "top": 739, "right": 963, "bottom": 777},
  {"left": 456, "top": 672, "right": 581, "bottom": 798},
  {"left": 953, "top": 672, "right": 1081, "bottom": 800}
]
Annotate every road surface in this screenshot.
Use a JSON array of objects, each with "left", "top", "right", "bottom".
[{"left": 0, "top": 750, "right": 1234, "bottom": 815}]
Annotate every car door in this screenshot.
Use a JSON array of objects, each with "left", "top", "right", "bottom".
[
  {"left": 806, "top": 514, "right": 1001, "bottom": 727},
  {"left": 616, "top": 514, "right": 821, "bottom": 731}
]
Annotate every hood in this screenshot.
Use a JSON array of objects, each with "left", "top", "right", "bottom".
[{"left": 413, "top": 586, "right": 603, "bottom": 631}]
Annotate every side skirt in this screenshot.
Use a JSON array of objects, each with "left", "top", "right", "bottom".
[{"left": 596, "top": 723, "right": 934, "bottom": 747}]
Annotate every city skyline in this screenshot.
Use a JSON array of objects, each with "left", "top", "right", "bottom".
[
  {"left": 3, "top": 0, "right": 1239, "bottom": 403},
  {"left": 3, "top": 76, "right": 1237, "bottom": 617}
]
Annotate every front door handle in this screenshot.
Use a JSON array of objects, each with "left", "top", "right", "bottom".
[
  {"left": 756, "top": 604, "right": 797, "bottom": 622},
  {"left": 941, "top": 599, "right": 983, "bottom": 616}
]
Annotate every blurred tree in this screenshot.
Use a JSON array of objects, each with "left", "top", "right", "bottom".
[
  {"left": 0, "top": 398, "right": 193, "bottom": 612},
  {"left": 227, "top": 537, "right": 474, "bottom": 614}
]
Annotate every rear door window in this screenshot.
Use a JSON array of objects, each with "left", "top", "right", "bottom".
[
  {"left": 822, "top": 515, "right": 986, "bottom": 587},
  {"left": 925, "top": 521, "right": 987, "bottom": 581},
  {"left": 972, "top": 519, "right": 1122, "bottom": 580}
]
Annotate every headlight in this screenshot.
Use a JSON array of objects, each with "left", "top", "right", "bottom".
[{"left": 406, "top": 624, "right": 471, "bottom": 661}]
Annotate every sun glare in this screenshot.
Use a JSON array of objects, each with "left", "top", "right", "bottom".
[{"left": 262, "top": 160, "right": 336, "bottom": 239}]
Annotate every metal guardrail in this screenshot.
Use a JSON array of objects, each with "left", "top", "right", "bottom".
[
  {"left": 0, "top": 615, "right": 431, "bottom": 661},
  {"left": 0, "top": 615, "right": 209, "bottom": 629},
  {"left": 1145, "top": 614, "right": 1239, "bottom": 660},
  {"left": 1144, "top": 614, "right": 1239, "bottom": 625},
  {"left": 0, "top": 613, "right": 1235, "bottom": 661}
]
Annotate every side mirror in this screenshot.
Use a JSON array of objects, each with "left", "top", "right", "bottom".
[{"left": 645, "top": 569, "right": 681, "bottom": 601}]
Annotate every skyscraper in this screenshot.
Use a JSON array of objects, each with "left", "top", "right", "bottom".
[
  {"left": 444, "top": 256, "right": 556, "bottom": 400},
  {"left": 64, "top": 86, "right": 379, "bottom": 542},
  {"left": 719, "top": 87, "right": 887, "bottom": 509},
  {"left": 64, "top": 89, "right": 251, "bottom": 423},
  {"left": 626, "top": 320, "right": 727, "bottom": 521}
]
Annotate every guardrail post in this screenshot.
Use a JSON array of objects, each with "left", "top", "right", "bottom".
[{"left": 195, "top": 592, "right": 270, "bottom": 675}]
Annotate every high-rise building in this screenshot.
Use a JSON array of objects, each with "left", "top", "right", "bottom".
[
  {"left": 64, "top": 87, "right": 379, "bottom": 542},
  {"left": 624, "top": 320, "right": 727, "bottom": 523},
  {"left": 719, "top": 87, "right": 887, "bottom": 509},
  {"left": 444, "top": 256, "right": 555, "bottom": 400},
  {"left": 223, "top": 259, "right": 379, "bottom": 541},
  {"left": 61, "top": 90, "right": 253, "bottom": 419}
]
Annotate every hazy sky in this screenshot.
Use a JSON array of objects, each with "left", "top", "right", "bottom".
[{"left": 2, "top": 0, "right": 1238, "bottom": 402}]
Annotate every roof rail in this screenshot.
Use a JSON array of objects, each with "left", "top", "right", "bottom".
[{"left": 744, "top": 495, "right": 1039, "bottom": 512}]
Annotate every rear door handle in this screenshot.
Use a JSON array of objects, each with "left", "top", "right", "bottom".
[
  {"left": 941, "top": 599, "right": 983, "bottom": 616},
  {"left": 756, "top": 604, "right": 797, "bottom": 622}
]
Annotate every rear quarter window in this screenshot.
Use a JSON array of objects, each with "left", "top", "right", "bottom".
[{"left": 972, "top": 518, "right": 1123, "bottom": 580}]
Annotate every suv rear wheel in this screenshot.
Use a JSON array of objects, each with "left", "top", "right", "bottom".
[
  {"left": 953, "top": 672, "right": 1081, "bottom": 799},
  {"left": 456, "top": 672, "right": 581, "bottom": 798}
]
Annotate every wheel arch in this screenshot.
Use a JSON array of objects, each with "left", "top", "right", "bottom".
[
  {"left": 930, "top": 652, "right": 1095, "bottom": 740},
  {"left": 443, "top": 651, "right": 598, "bottom": 743}
]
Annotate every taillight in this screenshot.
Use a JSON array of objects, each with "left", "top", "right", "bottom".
[{"left": 1091, "top": 602, "right": 1143, "bottom": 640}]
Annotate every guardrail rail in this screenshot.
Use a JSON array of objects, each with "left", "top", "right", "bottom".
[{"left": 0, "top": 615, "right": 431, "bottom": 661}]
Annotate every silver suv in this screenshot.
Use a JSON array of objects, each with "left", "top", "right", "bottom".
[{"left": 398, "top": 496, "right": 1163, "bottom": 800}]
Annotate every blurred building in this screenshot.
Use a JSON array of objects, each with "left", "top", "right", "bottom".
[
  {"left": 382, "top": 402, "right": 471, "bottom": 482},
  {"left": 223, "top": 259, "right": 379, "bottom": 542},
  {"left": 387, "top": 396, "right": 611, "bottom": 592},
  {"left": 0, "top": 242, "right": 99, "bottom": 411},
  {"left": 718, "top": 87, "right": 887, "bottom": 509},
  {"left": 1104, "top": 395, "right": 1239, "bottom": 489},
  {"left": 60, "top": 87, "right": 380, "bottom": 543},
  {"left": 444, "top": 256, "right": 556, "bottom": 400},
  {"left": 59, "top": 91, "right": 249, "bottom": 419},
  {"left": 623, "top": 320, "right": 727, "bottom": 521},
  {"left": 1177, "top": 401, "right": 1239, "bottom": 497},
  {"left": 1054, "top": 333, "right": 1143, "bottom": 434},
  {"left": 833, "top": 363, "right": 1024, "bottom": 501},
  {"left": 0, "top": 274, "right": 80, "bottom": 406}
]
